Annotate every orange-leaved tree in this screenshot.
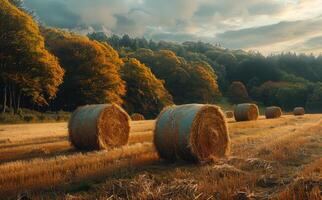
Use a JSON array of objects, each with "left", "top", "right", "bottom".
[
  {"left": 0, "top": 0, "right": 64, "bottom": 113},
  {"left": 43, "top": 28, "right": 125, "bottom": 111},
  {"left": 121, "top": 58, "right": 173, "bottom": 118},
  {"left": 228, "top": 81, "right": 249, "bottom": 104},
  {"left": 131, "top": 49, "right": 220, "bottom": 104}
]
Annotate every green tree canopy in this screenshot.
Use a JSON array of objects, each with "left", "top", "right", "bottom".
[
  {"left": 131, "top": 49, "right": 220, "bottom": 104},
  {"left": 233, "top": 55, "right": 282, "bottom": 86},
  {"left": 306, "top": 83, "right": 322, "bottom": 113},
  {"left": 0, "top": 0, "right": 64, "bottom": 112},
  {"left": 121, "top": 58, "right": 173, "bottom": 118},
  {"left": 252, "top": 81, "right": 309, "bottom": 110},
  {"left": 43, "top": 28, "right": 125, "bottom": 111}
]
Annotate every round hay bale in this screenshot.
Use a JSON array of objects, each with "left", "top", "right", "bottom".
[
  {"left": 293, "top": 107, "right": 305, "bottom": 116},
  {"left": 226, "top": 111, "right": 234, "bottom": 118},
  {"left": 265, "top": 106, "right": 282, "bottom": 119},
  {"left": 153, "top": 104, "right": 230, "bottom": 163},
  {"left": 131, "top": 113, "right": 145, "bottom": 121},
  {"left": 68, "top": 104, "right": 130, "bottom": 150},
  {"left": 234, "top": 103, "right": 259, "bottom": 122}
]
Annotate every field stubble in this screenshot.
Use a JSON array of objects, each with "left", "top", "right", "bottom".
[{"left": 0, "top": 115, "right": 320, "bottom": 199}]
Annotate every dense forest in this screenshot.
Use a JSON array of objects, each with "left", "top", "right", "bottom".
[{"left": 1, "top": 0, "right": 322, "bottom": 119}]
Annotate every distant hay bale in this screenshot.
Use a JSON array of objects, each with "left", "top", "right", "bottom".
[
  {"left": 68, "top": 104, "right": 130, "bottom": 150},
  {"left": 265, "top": 106, "right": 282, "bottom": 119},
  {"left": 131, "top": 113, "right": 145, "bottom": 121},
  {"left": 294, "top": 107, "right": 305, "bottom": 116},
  {"left": 225, "top": 111, "right": 234, "bottom": 118},
  {"left": 234, "top": 103, "right": 259, "bottom": 122},
  {"left": 154, "top": 104, "right": 230, "bottom": 163}
]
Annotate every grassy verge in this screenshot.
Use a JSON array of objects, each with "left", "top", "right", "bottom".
[{"left": 0, "top": 108, "right": 70, "bottom": 124}]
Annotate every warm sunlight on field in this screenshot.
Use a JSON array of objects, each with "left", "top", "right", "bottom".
[
  {"left": 0, "top": 114, "right": 321, "bottom": 199},
  {"left": 2, "top": 0, "right": 322, "bottom": 199}
]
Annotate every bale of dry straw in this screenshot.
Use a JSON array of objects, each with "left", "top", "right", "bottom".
[
  {"left": 293, "top": 107, "right": 305, "bottom": 116},
  {"left": 234, "top": 103, "right": 259, "bottom": 122},
  {"left": 131, "top": 113, "right": 145, "bottom": 121},
  {"left": 226, "top": 111, "right": 234, "bottom": 118},
  {"left": 154, "top": 104, "right": 230, "bottom": 162},
  {"left": 265, "top": 106, "right": 282, "bottom": 119},
  {"left": 68, "top": 104, "right": 130, "bottom": 150}
]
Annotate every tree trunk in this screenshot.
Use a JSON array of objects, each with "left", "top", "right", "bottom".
[
  {"left": 2, "top": 85, "right": 6, "bottom": 113},
  {"left": 12, "top": 84, "right": 16, "bottom": 114},
  {"left": 16, "top": 89, "right": 21, "bottom": 113},
  {"left": 8, "top": 84, "right": 12, "bottom": 113}
]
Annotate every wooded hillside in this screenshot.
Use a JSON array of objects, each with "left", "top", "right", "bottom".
[{"left": 1, "top": 0, "right": 322, "bottom": 119}]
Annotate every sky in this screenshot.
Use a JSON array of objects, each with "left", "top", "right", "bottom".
[{"left": 23, "top": 0, "right": 322, "bottom": 55}]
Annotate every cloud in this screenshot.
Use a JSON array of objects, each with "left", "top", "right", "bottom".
[
  {"left": 23, "top": 0, "right": 322, "bottom": 54},
  {"left": 287, "top": 35, "right": 322, "bottom": 54},
  {"left": 215, "top": 17, "right": 322, "bottom": 51},
  {"left": 24, "top": 0, "right": 286, "bottom": 34},
  {"left": 303, "top": 36, "right": 322, "bottom": 49},
  {"left": 24, "top": 0, "right": 83, "bottom": 28}
]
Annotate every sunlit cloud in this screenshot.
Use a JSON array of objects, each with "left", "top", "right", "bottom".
[{"left": 24, "top": 0, "right": 322, "bottom": 54}]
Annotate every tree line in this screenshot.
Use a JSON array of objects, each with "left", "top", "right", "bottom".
[
  {"left": 88, "top": 32, "right": 322, "bottom": 113},
  {"left": 1, "top": 0, "right": 322, "bottom": 119}
]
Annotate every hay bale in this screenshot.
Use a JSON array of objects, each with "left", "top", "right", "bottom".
[
  {"left": 154, "top": 104, "right": 230, "bottom": 162},
  {"left": 68, "top": 104, "right": 130, "bottom": 150},
  {"left": 234, "top": 103, "right": 259, "bottom": 122},
  {"left": 131, "top": 113, "right": 145, "bottom": 121},
  {"left": 294, "top": 107, "right": 305, "bottom": 116},
  {"left": 265, "top": 106, "right": 282, "bottom": 119},
  {"left": 226, "top": 111, "right": 234, "bottom": 118}
]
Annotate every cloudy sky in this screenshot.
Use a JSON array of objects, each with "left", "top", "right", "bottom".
[{"left": 24, "top": 0, "right": 322, "bottom": 54}]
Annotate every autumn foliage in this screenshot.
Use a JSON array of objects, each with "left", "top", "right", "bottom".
[
  {"left": 0, "top": 0, "right": 64, "bottom": 112},
  {"left": 42, "top": 28, "right": 125, "bottom": 111},
  {"left": 228, "top": 81, "right": 249, "bottom": 104},
  {"left": 121, "top": 58, "right": 173, "bottom": 118},
  {"left": 1, "top": 1, "right": 322, "bottom": 115},
  {"left": 131, "top": 49, "right": 220, "bottom": 104}
]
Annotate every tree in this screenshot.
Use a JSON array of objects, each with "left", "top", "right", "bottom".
[
  {"left": 251, "top": 81, "right": 283, "bottom": 106},
  {"left": 43, "top": 28, "right": 125, "bottom": 111},
  {"left": 246, "top": 77, "right": 260, "bottom": 92},
  {"left": 131, "top": 49, "right": 220, "bottom": 104},
  {"left": 306, "top": 83, "right": 322, "bottom": 113},
  {"left": 275, "top": 86, "right": 308, "bottom": 110},
  {"left": 9, "top": 0, "right": 38, "bottom": 21},
  {"left": 0, "top": 0, "right": 64, "bottom": 113},
  {"left": 252, "top": 81, "right": 309, "bottom": 110},
  {"left": 187, "top": 62, "right": 220, "bottom": 103},
  {"left": 233, "top": 55, "right": 281, "bottom": 85},
  {"left": 87, "top": 32, "right": 109, "bottom": 42},
  {"left": 121, "top": 58, "right": 173, "bottom": 118},
  {"left": 228, "top": 81, "right": 250, "bottom": 104},
  {"left": 120, "top": 34, "right": 132, "bottom": 49}
]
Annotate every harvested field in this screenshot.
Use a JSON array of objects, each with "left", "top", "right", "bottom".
[{"left": 0, "top": 114, "right": 321, "bottom": 199}]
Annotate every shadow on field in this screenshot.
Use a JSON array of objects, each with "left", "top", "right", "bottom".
[
  {"left": 0, "top": 147, "right": 77, "bottom": 164},
  {"left": 50, "top": 159, "right": 198, "bottom": 195},
  {"left": 0, "top": 136, "right": 68, "bottom": 149}
]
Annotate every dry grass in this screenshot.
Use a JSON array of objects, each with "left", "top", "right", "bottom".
[
  {"left": 0, "top": 143, "right": 157, "bottom": 197},
  {"left": 255, "top": 121, "right": 321, "bottom": 164},
  {"left": 0, "top": 140, "right": 73, "bottom": 163},
  {"left": 298, "top": 158, "right": 322, "bottom": 177},
  {"left": 0, "top": 115, "right": 321, "bottom": 199},
  {"left": 0, "top": 120, "right": 155, "bottom": 164},
  {"left": 274, "top": 158, "right": 322, "bottom": 200}
]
